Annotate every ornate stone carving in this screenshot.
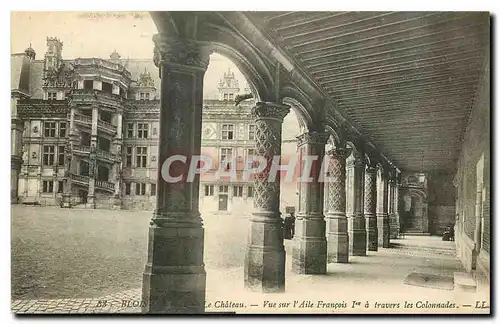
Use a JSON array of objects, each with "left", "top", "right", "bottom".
[
  {"left": 297, "top": 131, "right": 329, "bottom": 148},
  {"left": 153, "top": 34, "right": 210, "bottom": 71},
  {"left": 326, "top": 148, "right": 350, "bottom": 213},
  {"left": 251, "top": 102, "right": 290, "bottom": 121},
  {"left": 364, "top": 166, "right": 377, "bottom": 214},
  {"left": 251, "top": 102, "right": 289, "bottom": 211}
]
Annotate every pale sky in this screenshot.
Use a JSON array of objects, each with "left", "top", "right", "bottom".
[{"left": 11, "top": 11, "right": 249, "bottom": 99}]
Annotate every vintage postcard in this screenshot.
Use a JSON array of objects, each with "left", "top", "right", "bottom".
[{"left": 10, "top": 11, "right": 491, "bottom": 315}]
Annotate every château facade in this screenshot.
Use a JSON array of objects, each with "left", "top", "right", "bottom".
[{"left": 11, "top": 37, "right": 275, "bottom": 212}]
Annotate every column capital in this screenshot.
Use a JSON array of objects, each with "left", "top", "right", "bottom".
[
  {"left": 326, "top": 147, "right": 351, "bottom": 160},
  {"left": 365, "top": 164, "right": 377, "bottom": 174},
  {"left": 297, "top": 131, "right": 329, "bottom": 147},
  {"left": 153, "top": 34, "right": 210, "bottom": 72},
  {"left": 251, "top": 102, "right": 290, "bottom": 122}
]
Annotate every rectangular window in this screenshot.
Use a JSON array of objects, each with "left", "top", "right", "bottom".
[
  {"left": 83, "top": 80, "right": 93, "bottom": 90},
  {"left": 58, "top": 181, "right": 64, "bottom": 193},
  {"left": 137, "top": 123, "right": 149, "bottom": 139},
  {"left": 151, "top": 183, "right": 156, "bottom": 196},
  {"left": 220, "top": 148, "right": 233, "bottom": 169},
  {"left": 44, "top": 122, "right": 56, "bottom": 137},
  {"left": 47, "top": 92, "right": 57, "bottom": 100},
  {"left": 43, "top": 145, "right": 55, "bottom": 166},
  {"left": 58, "top": 145, "right": 65, "bottom": 166},
  {"left": 247, "top": 148, "right": 257, "bottom": 169},
  {"left": 59, "top": 122, "right": 66, "bottom": 138},
  {"left": 233, "top": 185, "right": 243, "bottom": 197},
  {"left": 248, "top": 186, "right": 254, "bottom": 198},
  {"left": 221, "top": 124, "right": 234, "bottom": 140},
  {"left": 126, "top": 147, "right": 133, "bottom": 167},
  {"left": 42, "top": 180, "right": 54, "bottom": 193},
  {"left": 140, "top": 92, "right": 145, "bottom": 100},
  {"left": 248, "top": 124, "right": 256, "bottom": 140},
  {"left": 229, "top": 93, "right": 234, "bottom": 100},
  {"left": 223, "top": 93, "right": 228, "bottom": 101},
  {"left": 136, "top": 147, "right": 147, "bottom": 168},
  {"left": 204, "top": 185, "right": 214, "bottom": 196},
  {"left": 145, "top": 93, "right": 150, "bottom": 100},
  {"left": 219, "top": 185, "right": 229, "bottom": 193},
  {"left": 127, "top": 123, "right": 134, "bottom": 138},
  {"left": 125, "top": 183, "right": 131, "bottom": 195},
  {"left": 136, "top": 183, "right": 146, "bottom": 195}
]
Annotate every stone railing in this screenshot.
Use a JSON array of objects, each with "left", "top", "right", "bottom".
[
  {"left": 96, "top": 149, "right": 116, "bottom": 161},
  {"left": 98, "top": 119, "right": 117, "bottom": 133},
  {"left": 74, "top": 113, "right": 92, "bottom": 125},
  {"left": 73, "top": 145, "right": 91, "bottom": 154},
  {"left": 95, "top": 180, "right": 115, "bottom": 192},
  {"left": 70, "top": 173, "right": 90, "bottom": 185}
]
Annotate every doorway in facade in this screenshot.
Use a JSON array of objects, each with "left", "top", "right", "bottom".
[{"left": 218, "top": 194, "right": 228, "bottom": 211}]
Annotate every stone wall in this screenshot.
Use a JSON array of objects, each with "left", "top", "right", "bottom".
[
  {"left": 454, "top": 47, "right": 490, "bottom": 280},
  {"left": 427, "top": 172, "right": 456, "bottom": 235}
]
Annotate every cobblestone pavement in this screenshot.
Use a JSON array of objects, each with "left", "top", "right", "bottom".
[
  {"left": 12, "top": 288, "right": 143, "bottom": 314},
  {"left": 12, "top": 236, "right": 486, "bottom": 315}
]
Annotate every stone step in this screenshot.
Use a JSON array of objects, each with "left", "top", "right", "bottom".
[
  {"left": 454, "top": 272, "right": 477, "bottom": 292},
  {"left": 403, "top": 232, "right": 431, "bottom": 236}
]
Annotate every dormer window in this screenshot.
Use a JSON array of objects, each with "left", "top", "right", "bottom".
[
  {"left": 47, "top": 92, "right": 57, "bottom": 100},
  {"left": 139, "top": 92, "right": 150, "bottom": 101}
]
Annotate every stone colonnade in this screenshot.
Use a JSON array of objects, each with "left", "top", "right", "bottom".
[{"left": 141, "top": 33, "right": 401, "bottom": 314}]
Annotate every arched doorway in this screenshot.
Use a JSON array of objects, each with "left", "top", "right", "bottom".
[{"left": 401, "top": 188, "right": 429, "bottom": 234}]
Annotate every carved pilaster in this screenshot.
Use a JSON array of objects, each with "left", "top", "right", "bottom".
[
  {"left": 377, "top": 167, "right": 390, "bottom": 248},
  {"left": 292, "top": 131, "right": 329, "bottom": 274},
  {"left": 388, "top": 179, "right": 398, "bottom": 239},
  {"left": 325, "top": 148, "right": 350, "bottom": 263},
  {"left": 245, "top": 102, "right": 290, "bottom": 292},
  {"left": 61, "top": 147, "right": 72, "bottom": 208},
  {"left": 364, "top": 165, "right": 378, "bottom": 251},
  {"left": 347, "top": 151, "right": 366, "bottom": 256},
  {"left": 142, "top": 34, "right": 209, "bottom": 314}
]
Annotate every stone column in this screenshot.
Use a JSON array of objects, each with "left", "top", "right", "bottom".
[
  {"left": 394, "top": 177, "right": 401, "bottom": 237},
  {"left": 377, "top": 168, "right": 390, "bottom": 247},
  {"left": 87, "top": 105, "right": 98, "bottom": 208},
  {"left": 112, "top": 112, "right": 123, "bottom": 209},
  {"left": 245, "top": 102, "right": 290, "bottom": 292},
  {"left": 61, "top": 148, "right": 73, "bottom": 208},
  {"left": 325, "top": 148, "right": 350, "bottom": 263},
  {"left": 292, "top": 131, "right": 329, "bottom": 274},
  {"left": 389, "top": 179, "right": 398, "bottom": 239},
  {"left": 142, "top": 34, "right": 210, "bottom": 314},
  {"left": 62, "top": 108, "right": 76, "bottom": 208},
  {"left": 364, "top": 165, "right": 378, "bottom": 251},
  {"left": 347, "top": 151, "right": 366, "bottom": 256},
  {"left": 11, "top": 116, "right": 23, "bottom": 204}
]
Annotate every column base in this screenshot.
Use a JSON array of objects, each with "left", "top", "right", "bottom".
[
  {"left": 389, "top": 213, "right": 399, "bottom": 239},
  {"left": 142, "top": 223, "right": 206, "bottom": 314},
  {"left": 365, "top": 214, "right": 378, "bottom": 251},
  {"left": 292, "top": 237, "right": 327, "bottom": 274},
  {"left": 244, "top": 212, "right": 285, "bottom": 292},
  {"left": 326, "top": 213, "right": 349, "bottom": 263},
  {"left": 112, "top": 195, "right": 122, "bottom": 210},
  {"left": 86, "top": 195, "right": 96, "bottom": 209},
  {"left": 377, "top": 213, "right": 390, "bottom": 248},
  {"left": 349, "top": 214, "right": 367, "bottom": 256},
  {"left": 61, "top": 193, "right": 72, "bottom": 208},
  {"left": 292, "top": 217, "right": 327, "bottom": 274}
]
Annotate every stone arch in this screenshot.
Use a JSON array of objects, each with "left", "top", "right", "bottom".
[
  {"left": 324, "top": 117, "right": 345, "bottom": 149},
  {"left": 280, "top": 84, "right": 316, "bottom": 131},
  {"left": 197, "top": 23, "right": 275, "bottom": 103},
  {"left": 400, "top": 187, "right": 429, "bottom": 233}
]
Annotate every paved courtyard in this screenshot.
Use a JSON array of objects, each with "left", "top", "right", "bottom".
[{"left": 11, "top": 206, "right": 489, "bottom": 314}]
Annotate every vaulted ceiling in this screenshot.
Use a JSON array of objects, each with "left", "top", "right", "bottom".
[{"left": 245, "top": 12, "right": 490, "bottom": 173}]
